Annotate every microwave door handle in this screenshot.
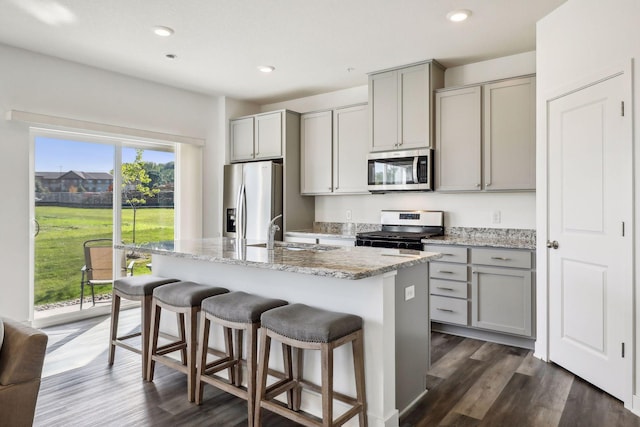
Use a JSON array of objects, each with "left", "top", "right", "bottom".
[{"left": 412, "top": 157, "right": 419, "bottom": 184}]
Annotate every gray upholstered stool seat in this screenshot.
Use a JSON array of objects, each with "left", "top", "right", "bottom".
[
  {"left": 195, "top": 291, "right": 288, "bottom": 425},
  {"left": 255, "top": 304, "right": 367, "bottom": 427},
  {"left": 152, "top": 281, "right": 227, "bottom": 307},
  {"left": 114, "top": 275, "right": 178, "bottom": 297},
  {"left": 260, "top": 303, "right": 363, "bottom": 343},
  {"left": 202, "top": 291, "right": 288, "bottom": 323},
  {"left": 147, "top": 281, "right": 228, "bottom": 402},
  {"left": 108, "top": 275, "right": 179, "bottom": 379}
]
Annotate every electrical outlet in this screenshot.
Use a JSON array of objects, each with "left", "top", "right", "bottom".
[
  {"left": 492, "top": 210, "right": 501, "bottom": 224},
  {"left": 404, "top": 285, "right": 415, "bottom": 301},
  {"left": 346, "top": 209, "right": 352, "bottom": 221}
]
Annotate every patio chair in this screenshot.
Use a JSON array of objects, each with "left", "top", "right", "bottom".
[{"left": 80, "top": 239, "right": 134, "bottom": 309}]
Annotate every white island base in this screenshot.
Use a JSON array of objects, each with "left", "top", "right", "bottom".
[{"left": 122, "top": 239, "right": 437, "bottom": 427}]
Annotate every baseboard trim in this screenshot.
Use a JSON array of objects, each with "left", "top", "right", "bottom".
[{"left": 432, "top": 322, "right": 535, "bottom": 350}]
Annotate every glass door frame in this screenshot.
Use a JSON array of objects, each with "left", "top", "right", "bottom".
[{"left": 29, "top": 127, "right": 176, "bottom": 327}]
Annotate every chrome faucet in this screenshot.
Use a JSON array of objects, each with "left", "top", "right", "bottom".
[{"left": 267, "top": 214, "right": 283, "bottom": 250}]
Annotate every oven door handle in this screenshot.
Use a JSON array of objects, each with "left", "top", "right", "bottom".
[{"left": 412, "top": 157, "right": 419, "bottom": 184}]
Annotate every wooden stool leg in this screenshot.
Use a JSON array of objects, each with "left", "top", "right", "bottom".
[
  {"left": 177, "top": 312, "right": 187, "bottom": 365},
  {"left": 186, "top": 307, "right": 198, "bottom": 402},
  {"left": 147, "top": 301, "right": 161, "bottom": 381},
  {"left": 254, "top": 330, "right": 271, "bottom": 427},
  {"left": 195, "top": 313, "right": 211, "bottom": 405},
  {"left": 140, "top": 295, "right": 152, "bottom": 380},
  {"left": 282, "top": 343, "right": 293, "bottom": 409},
  {"left": 292, "top": 347, "right": 303, "bottom": 411},
  {"left": 108, "top": 293, "right": 121, "bottom": 366},
  {"left": 234, "top": 328, "right": 244, "bottom": 387},
  {"left": 223, "top": 326, "right": 235, "bottom": 384},
  {"left": 352, "top": 330, "right": 367, "bottom": 427},
  {"left": 321, "top": 342, "right": 334, "bottom": 427},
  {"left": 246, "top": 324, "right": 258, "bottom": 426}
]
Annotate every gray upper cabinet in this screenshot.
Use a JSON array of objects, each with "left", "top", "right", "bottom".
[
  {"left": 301, "top": 110, "right": 333, "bottom": 194},
  {"left": 301, "top": 104, "right": 368, "bottom": 195},
  {"left": 230, "top": 111, "right": 283, "bottom": 162},
  {"left": 229, "top": 117, "right": 255, "bottom": 162},
  {"left": 369, "top": 61, "right": 444, "bottom": 152},
  {"left": 483, "top": 77, "right": 536, "bottom": 191},
  {"left": 333, "top": 104, "right": 368, "bottom": 194},
  {"left": 435, "top": 75, "right": 536, "bottom": 192},
  {"left": 435, "top": 86, "right": 482, "bottom": 191}
]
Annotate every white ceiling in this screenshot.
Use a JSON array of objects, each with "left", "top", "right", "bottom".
[{"left": 0, "top": 0, "right": 566, "bottom": 105}]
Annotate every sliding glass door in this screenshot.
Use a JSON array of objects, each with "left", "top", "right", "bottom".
[{"left": 32, "top": 132, "right": 175, "bottom": 322}]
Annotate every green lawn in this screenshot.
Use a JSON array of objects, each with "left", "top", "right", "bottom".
[{"left": 35, "top": 206, "right": 174, "bottom": 306}]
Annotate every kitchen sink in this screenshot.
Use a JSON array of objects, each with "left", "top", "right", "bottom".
[{"left": 247, "top": 242, "right": 339, "bottom": 252}]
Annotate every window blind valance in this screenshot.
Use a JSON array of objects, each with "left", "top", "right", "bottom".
[{"left": 5, "top": 110, "right": 205, "bottom": 146}]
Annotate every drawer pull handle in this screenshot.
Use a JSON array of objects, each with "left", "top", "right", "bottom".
[
  {"left": 491, "top": 257, "right": 511, "bottom": 261},
  {"left": 436, "top": 308, "right": 454, "bottom": 312},
  {"left": 436, "top": 286, "right": 454, "bottom": 291},
  {"left": 442, "top": 253, "right": 454, "bottom": 256},
  {"left": 438, "top": 270, "right": 454, "bottom": 274}
]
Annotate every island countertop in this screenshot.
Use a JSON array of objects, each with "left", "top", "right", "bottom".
[{"left": 116, "top": 237, "right": 441, "bottom": 280}]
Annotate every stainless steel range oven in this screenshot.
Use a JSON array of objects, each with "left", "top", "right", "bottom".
[{"left": 356, "top": 210, "right": 444, "bottom": 250}]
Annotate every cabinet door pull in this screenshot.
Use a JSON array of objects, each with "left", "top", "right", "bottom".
[
  {"left": 491, "top": 256, "right": 510, "bottom": 261},
  {"left": 436, "top": 308, "right": 454, "bottom": 312},
  {"left": 442, "top": 253, "right": 454, "bottom": 256},
  {"left": 438, "top": 270, "right": 454, "bottom": 274},
  {"left": 436, "top": 286, "right": 454, "bottom": 291}
]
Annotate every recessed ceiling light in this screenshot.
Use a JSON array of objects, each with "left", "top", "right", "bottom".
[
  {"left": 446, "top": 9, "right": 471, "bottom": 22},
  {"left": 153, "top": 26, "right": 174, "bottom": 37},
  {"left": 257, "top": 65, "right": 275, "bottom": 73}
]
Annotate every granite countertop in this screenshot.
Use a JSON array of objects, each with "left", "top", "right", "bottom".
[
  {"left": 116, "top": 238, "right": 441, "bottom": 280},
  {"left": 289, "top": 223, "right": 537, "bottom": 250},
  {"left": 422, "top": 228, "right": 536, "bottom": 250}
]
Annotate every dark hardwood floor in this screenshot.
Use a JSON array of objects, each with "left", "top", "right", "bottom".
[{"left": 34, "top": 310, "right": 640, "bottom": 426}]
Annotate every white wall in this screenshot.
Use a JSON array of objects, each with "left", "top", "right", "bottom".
[
  {"left": 536, "top": 0, "right": 640, "bottom": 410},
  {"left": 0, "top": 43, "right": 220, "bottom": 322},
  {"left": 262, "top": 55, "right": 537, "bottom": 229}
]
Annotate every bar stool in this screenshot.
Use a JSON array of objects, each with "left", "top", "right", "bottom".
[
  {"left": 146, "top": 281, "right": 228, "bottom": 402},
  {"left": 108, "top": 275, "right": 179, "bottom": 379},
  {"left": 195, "top": 291, "right": 288, "bottom": 424},
  {"left": 254, "top": 303, "right": 367, "bottom": 427}
]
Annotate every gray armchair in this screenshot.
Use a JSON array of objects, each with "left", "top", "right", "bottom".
[{"left": 0, "top": 318, "right": 48, "bottom": 427}]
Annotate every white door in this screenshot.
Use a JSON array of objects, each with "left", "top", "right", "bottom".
[{"left": 548, "top": 72, "right": 632, "bottom": 402}]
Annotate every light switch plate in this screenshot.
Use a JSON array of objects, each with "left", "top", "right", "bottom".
[{"left": 405, "top": 285, "right": 415, "bottom": 301}]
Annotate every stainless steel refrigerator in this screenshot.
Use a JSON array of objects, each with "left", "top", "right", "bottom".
[{"left": 223, "top": 161, "right": 283, "bottom": 241}]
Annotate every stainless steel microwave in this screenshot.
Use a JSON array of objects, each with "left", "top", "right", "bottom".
[{"left": 367, "top": 149, "right": 432, "bottom": 192}]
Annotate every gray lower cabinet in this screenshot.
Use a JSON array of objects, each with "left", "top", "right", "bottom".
[
  {"left": 426, "top": 244, "right": 535, "bottom": 339},
  {"left": 472, "top": 265, "right": 532, "bottom": 336}
]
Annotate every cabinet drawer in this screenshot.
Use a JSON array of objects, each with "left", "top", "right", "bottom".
[
  {"left": 471, "top": 248, "right": 531, "bottom": 269},
  {"left": 430, "top": 295, "right": 468, "bottom": 325},
  {"left": 430, "top": 279, "right": 468, "bottom": 298},
  {"left": 430, "top": 262, "right": 468, "bottom": 281},
  {"left": 424, "top": 245, "right": 467, "bottom": 263}
]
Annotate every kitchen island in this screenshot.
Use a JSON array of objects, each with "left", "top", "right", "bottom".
[{"left": 117, "top": 238, "right": 440, "bottom": 427}]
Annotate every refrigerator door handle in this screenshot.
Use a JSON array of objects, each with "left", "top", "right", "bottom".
[{"left": 236, "top": 183, "right": 246, "bottom": 240}]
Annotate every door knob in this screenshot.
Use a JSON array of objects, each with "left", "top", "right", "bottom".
[{"left": 546, "top": 240, "right": 559, "bottom": 249}]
